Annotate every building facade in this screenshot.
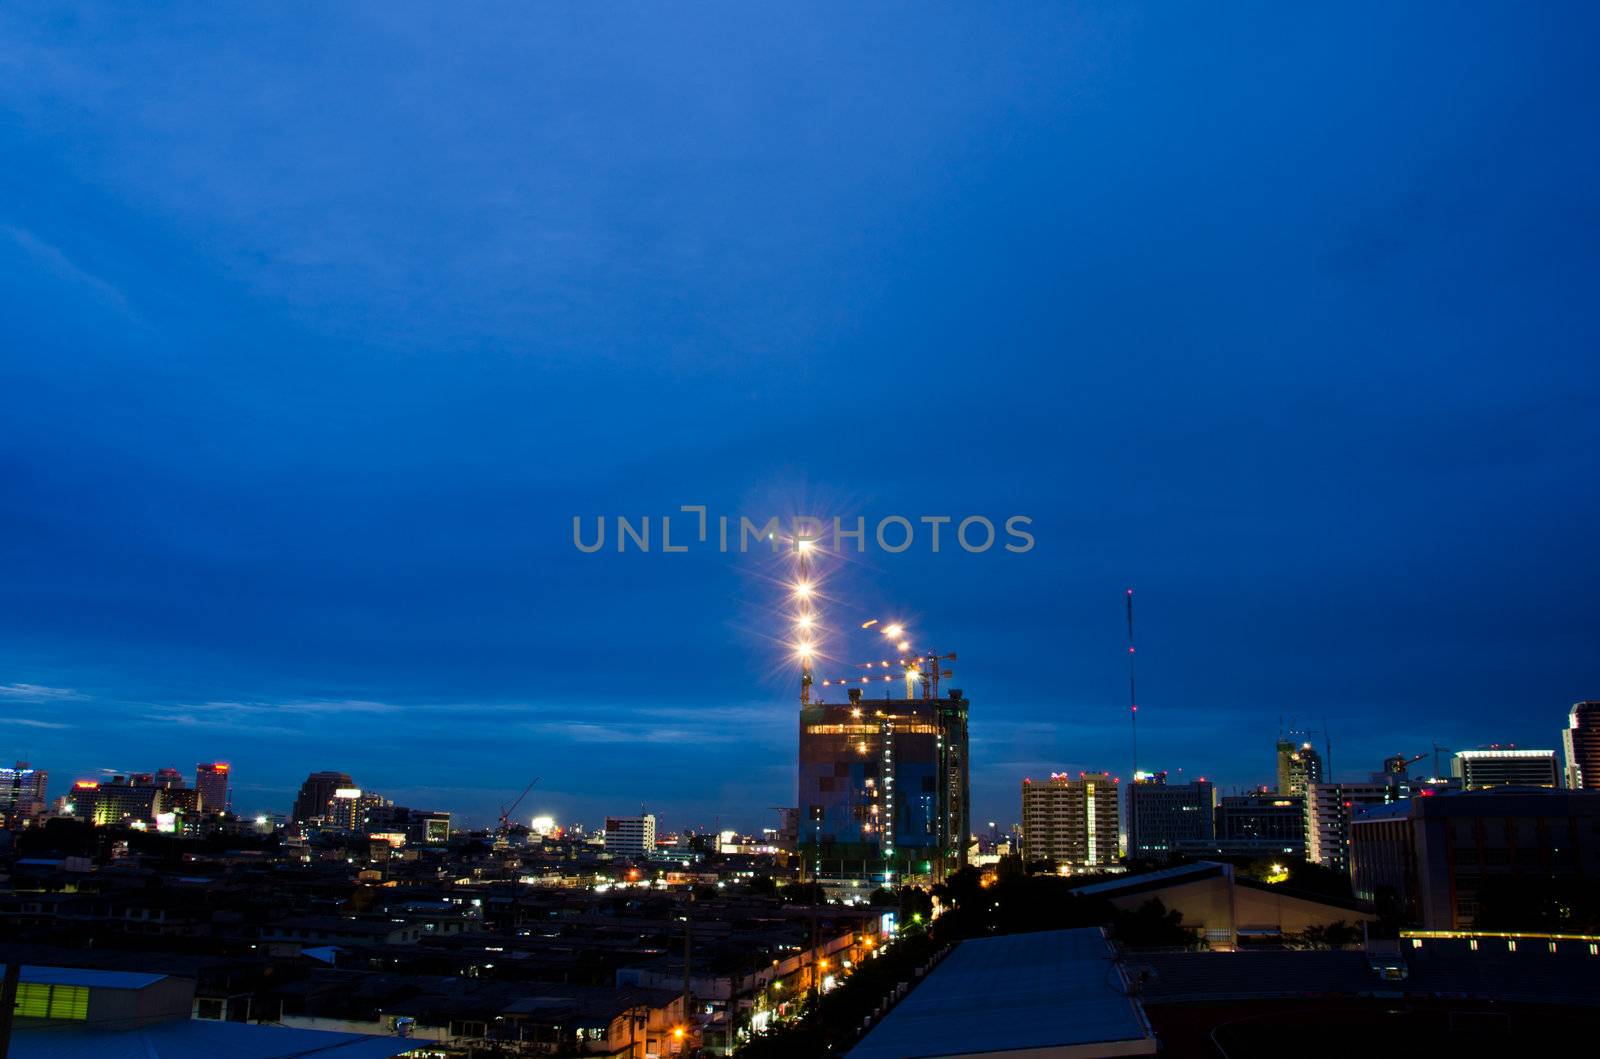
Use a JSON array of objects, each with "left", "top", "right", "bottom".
[
  {"left": 291, "top": 771, "right": 356, "bottom": 828},
  {"left": 1, "top": 762, "right": 49, "bottom": 826},
  {"left": 195, "top": 762, "right": 231, "bottom": 813},
  {"left": 1275, "top": 739, "right": 1323, "bottom": 795},
  {"left": 1452, "top": 748, "right": 1560, "bottom": 790},
  {"left": 1350, "top": 787, "right": 1600, "bottom": 929},
  {"left": 1125, "top": 772, "right": 1215, "bottom": 862},
  {"left": 1305, "top": 781, "right": 1404, "bottom": 873},
  {"left": 1204, "top": 791, "right": 1307, "bottom": 859},
  {"left": 604, "top": 815, "right": 657, "bottom": 856},
  {"left": 1021, "top": 772, "right": 1120, "bottom": 870},
  {"left": 798, "top": 687, "right": 970, "bottom": 885},
  {"left": 1563, "top": 702, "right": 1600, "bottom": 790},
  {"left": 71, "top": 777, "right": 164, "bottom": 827}
]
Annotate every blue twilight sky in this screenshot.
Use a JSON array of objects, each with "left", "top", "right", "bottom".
[{"left": 2, "top": 3, "right": 1598, "bottom": 832}]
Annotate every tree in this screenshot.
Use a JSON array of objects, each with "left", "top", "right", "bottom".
[{"left": 1110, "top": 898, "right": 1194, "bottom": 949}]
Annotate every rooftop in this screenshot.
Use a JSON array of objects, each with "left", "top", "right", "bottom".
[
  {"left": 7, "top": 1020, "right": 420, "bottom": 1059},
  {"left": 20, "top": 965, "right": 169, "bottom": 990},
  {"left": 848, "top": 928, "right": 1157, "bottom": 1059}
]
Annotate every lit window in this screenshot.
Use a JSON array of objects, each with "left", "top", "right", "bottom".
[{"left": 15, "top": 984, "right": 88, "bottom": 1020}]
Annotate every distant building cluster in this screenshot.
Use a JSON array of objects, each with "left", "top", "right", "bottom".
[
  {"left": 290, "top": 770, "right": 452, "bottom": 846},
  {"left": 1003, "top": 699, "right": 1600, "bottom": 936},
  {"left": 7, "top": 762, "right": 234, "bottom": 834}
]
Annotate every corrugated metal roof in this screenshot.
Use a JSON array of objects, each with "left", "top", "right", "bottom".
[{"left": 847, "top": 928, "right": 1158, "bottom": 1058}]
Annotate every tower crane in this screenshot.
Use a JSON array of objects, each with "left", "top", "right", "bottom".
[
  {"left": 496, "top": 777, "right": 540, "bottom": 837},
  {"left": 1383, "top": 753, "right": 1427, "bottom": 777},
  {"left": 907, "top": 650, "right": 957, "bottom": 701}
]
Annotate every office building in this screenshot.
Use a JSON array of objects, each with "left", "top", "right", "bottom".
[
  {"left": 1452, "top": 748, "right": 1559, "bottom": 790},
  {"left": 161, "top": 786, "right": 202, "bottom": 830},
  {"left": 1305, "top": 781, "right": 1404, "bottom": 872},
  {"left": 1351, "top": 787, "right": 1600, "bottom": 929},
  {"left": 1275, "top": 738, "right": 1323, "bottom": 795},
  {"left": 320, "top": 788, "right": 389, "bottom": 833},
  {"left": 408, "top": 809, "right": 452, "bottom": 845},
  {"left": 776, "top": 807, "right": 799, "bottom": 850},
  {"left": 1021, "top": 772, "right": 1120, "bottom": 870},
  {"left": 604, "top": 814, "right": 657, "bottom": 856},
  {"left": 196, "top": 762, "right": 231, "bottom": 812},
  {"left": 71, "top": 776, "right": 164, "bottom": 827},
  {"left": 1, "top": 761, "right": 49, "bottom": 826},
  {"left": 1125, "top": 771, "right": 1215, "bottom": 862},
  {"left": 291, "top": 771, "right": 356, "bottom": 828},
  {"left": 799, "top": 687, "right": 970, "bottom": 884},
  {"left": 1194, "top": 790, "right": 1307, "bottom": 859},
  {"left": 154, "top": 767, "right": 186, "bottom": 788},
  {"left": 1562, "top": 701, "right": 1600, "bottom": 789}
]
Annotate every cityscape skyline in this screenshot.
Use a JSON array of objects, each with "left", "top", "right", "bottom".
[
  {"left": 6, "top": 7, "right": 1600, "bottom": 1056},
  {"left": 5, "top": 685, "right": 1595, "bottom": 833}
]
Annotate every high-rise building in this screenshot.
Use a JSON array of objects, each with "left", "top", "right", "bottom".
[
  {"left": 1451, "top": 748, "right": 1560, "bottom": 790},
  {"left": 798, "top": 687, "right": 970, "bottom": 885},
  {"left": 1125, "top": 771, "right": 1215, "bottom": 862},
  {"left": 71, "top": 776, "right": 164, "bottom": 827},
  {"left": 196, "top": 762, "right": 231, "bottom": 812},
  {"left": 291, "top": 771, "right": 355, "bottom": 828},
  {"left": 1565, "top": 701, "right": 1600, "bottom": 790},
  {"left": 1351, "top": 787, "right": 1600, "bottom": 929},
  {"left": 323, "top": 787, "right": 362, "bottom": 831},
  {"left": 154, "top": 767, "right": 186, "bottom": 788},
  {"left": 1275, "top": 738, "right": 1323, "bottom": 795},
  {"left": 775, "top": 807, "right": 799, "bottom": 850},
  {"left": 604, "top": 814, "right": 657, "bottom": 856},
  {"left": 1305, "top": 780, "right": 1404, "bottom": 872},
  {"left": 1, "top": 762, "right": 49, "bottom": 826},
  {"left": 1021, "top": 772, "right": 1120, "bottom": 871}
]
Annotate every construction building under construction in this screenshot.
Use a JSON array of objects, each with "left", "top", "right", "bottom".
[{"left": 798, "top": 685, "right": 970, "bottom": 890}]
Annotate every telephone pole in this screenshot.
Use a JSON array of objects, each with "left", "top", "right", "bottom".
[{"left": 0, "top": 961, "right": 21, "bottom": 1059}]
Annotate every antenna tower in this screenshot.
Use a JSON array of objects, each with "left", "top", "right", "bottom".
[{"left": 1127, "top": 588, "right": 1138, "bottom": 778}]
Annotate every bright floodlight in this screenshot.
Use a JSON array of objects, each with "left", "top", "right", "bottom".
[
  {"left": 796, "top": 614, "right": 814, "bottom": 628},
  {"left": 897, "top": 640, "right": 910, "bottom": 651},
  {"left": 794, "top": 581, "right": 813, "bottom": 598},
  {"left": 883, "top": 624, "right": 903, "bottom": 638}
]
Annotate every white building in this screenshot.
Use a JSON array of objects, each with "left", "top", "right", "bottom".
[
  {"left": 1305, "top": 781, "right": 1403, "bottom": 872},
  {"left": 603, "top": 814, "right": 656, "bottom": 855},
  {"left": 1451, "top": 748, "right": 1560, "bottom": 789}
]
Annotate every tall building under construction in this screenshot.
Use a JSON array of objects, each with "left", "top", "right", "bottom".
[{"left": 798, "top": 686, "right": 970, "bottom": 887}]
